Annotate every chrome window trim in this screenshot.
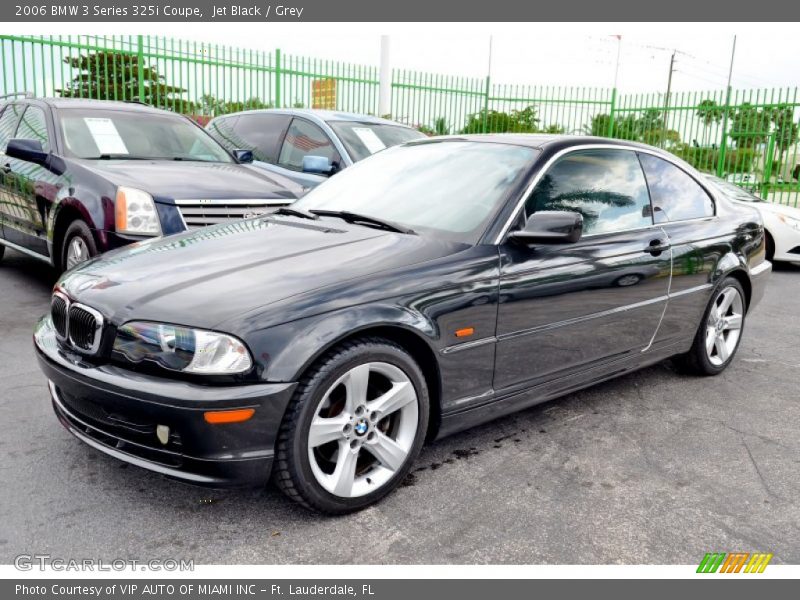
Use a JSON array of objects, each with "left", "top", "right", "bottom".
[
  {"left": 68, "top": 302, "right": 104, "bottom": 355},
  {"left": 493, "top": 143, "right": 719, "bottom": 245}
]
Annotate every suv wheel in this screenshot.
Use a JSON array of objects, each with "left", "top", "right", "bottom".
[
  {"left": 61, "top": 220, "right": 97, "bottom": 272},
  {"left": 274, "top": 337, "right": 429, "bottom": 514}
]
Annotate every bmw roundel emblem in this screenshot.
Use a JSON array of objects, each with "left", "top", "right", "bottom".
[{"left": 354, "top": 419, "right": 369, "bottom": 436}]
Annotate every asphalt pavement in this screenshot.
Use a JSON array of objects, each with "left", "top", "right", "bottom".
[{"left": 1, "top": 248, "right": 798, "bottom": 564}]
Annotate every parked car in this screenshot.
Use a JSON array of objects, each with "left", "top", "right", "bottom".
[
  {"left": 0, "top": 95, "right": 299, "bottom": 272},
  {"left": 206, "top": 108, "right": 426, "bottom": 192},
  {"left": 35, "top": 135, "right": 771, "bottom": 514},
  {"left": 704, "top": 175, "right": 800, "bottom": 264}
]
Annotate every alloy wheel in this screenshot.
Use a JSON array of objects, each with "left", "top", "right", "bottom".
[
  {"left": 307, "top": 361, "right": 419, "bottom": 498},
  {"left": 66, "top": 237, "right": 89, "bottom": 269},
  {"left": 705, "top": 286, "right": 744, "bottom": 366}
]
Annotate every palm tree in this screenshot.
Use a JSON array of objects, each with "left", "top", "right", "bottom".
[{"left": 696, "top": 99, "right": 725, "bottom": 147}]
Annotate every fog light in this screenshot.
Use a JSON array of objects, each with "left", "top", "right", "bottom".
[{"left": 156, "top": 424, "right": 170, "bottom": 445}]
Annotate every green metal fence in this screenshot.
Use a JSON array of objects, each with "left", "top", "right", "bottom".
[{"left": 1, "top": 34, "right": 799, "bottom": 207}]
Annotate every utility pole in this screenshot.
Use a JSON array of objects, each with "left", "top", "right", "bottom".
[
  {"left": 378, "top": 35, "right": 391, "bottom": 118},
  {"left": 661, "top": 50, "right": 676, "bottom": 148},
  {"left": 612, "top": 35, "right": 622, "bottom": 89},
  {"left": 716, "top": 35, "right": 736, "bottom": 177}
]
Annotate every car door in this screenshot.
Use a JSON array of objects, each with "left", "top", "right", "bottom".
[
  {"left": 273, "top": 117, "right": 343, "bottom": 189},
  {"left": 494, "top": 147, "right": 672, "bottom": 392},
  {"left": 4, "top": 104, "right": 55, "bottom": 255},
  {"left": 0, "top": 103, "right": 25, "bottom": 246},
  {"left": 636, "top": 152, "right": 719, "bottom": 347}
]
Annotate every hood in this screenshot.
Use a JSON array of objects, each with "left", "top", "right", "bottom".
[
  {"left": 740, "top": 199, "right": 800, "bottom": 220},
  {"left": 58, "top": 217, "right": 465, "bottom": 330},
  {"left": 78, "top": 159, "right": 297, "bottom": 201}
]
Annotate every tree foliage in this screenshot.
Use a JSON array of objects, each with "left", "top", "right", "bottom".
[{"left": 57, "top": 51, "right": 195, "bottom": 113}]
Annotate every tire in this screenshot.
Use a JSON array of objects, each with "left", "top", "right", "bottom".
[
  {"left": 273, "top": 337, "right": 429, "bottom": 514},
  {"left": 0, "top": 243, "right": 5, "bottom": 263},
  {"left": 674, "top": 277, "right": 747, "bottom": 376},
  {"left": 765, "top": 231, "right": 775, "bottom": 262},
  {"left": 60, "top": 220, "right": 97, "bottom": 273}
]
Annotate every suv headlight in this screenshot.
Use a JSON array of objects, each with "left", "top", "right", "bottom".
[
  {"left": 113, "top": 321, "right": 253, "bottom": 375},
  {"left": 777, "top": 213, "right": 800, "bottom": 231},
  {"left": 116, "top": 187, "right": 161, "bottom": 236}
]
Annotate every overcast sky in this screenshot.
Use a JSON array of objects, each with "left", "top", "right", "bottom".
[
  {"left": 166, "top": 23, "right": 799, "bottom": 94},
  {"left": 14, "top": 22, "right": 797, "bottom": 95}
]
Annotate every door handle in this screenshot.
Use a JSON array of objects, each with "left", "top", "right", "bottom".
[{"left": 645, "top": 239, "right": 671, "bottom": 255}]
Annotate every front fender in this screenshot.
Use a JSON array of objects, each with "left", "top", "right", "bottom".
[{"left": 247, "top": 303, "right": 439, "bottom": 383}]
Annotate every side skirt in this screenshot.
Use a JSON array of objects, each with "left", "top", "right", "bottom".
[{"left": 436, "top": 339, "right": 687, "bottom": 439}]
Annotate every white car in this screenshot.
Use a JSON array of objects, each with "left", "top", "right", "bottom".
[{"left": 706, "top": 175, "right": 800, "bottom": 264}]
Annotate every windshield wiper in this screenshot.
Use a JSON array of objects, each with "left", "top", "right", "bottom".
[
  {"left": 310, "top": 210, "right": 416, "bottom": 234},
  {"left": 273, "top": 206, "right": 319, "bottom": 220}
]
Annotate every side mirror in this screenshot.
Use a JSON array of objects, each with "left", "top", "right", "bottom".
[
  {"left": 302, "top": 155, "right": 333, "bottom": 175},
  {"left": 6, "top": 138, "right": 48, "bottom": 166},
  {"left": 233, "top": 149, "right": 254, "bottom": 163},
  {"left": 509, "top": 211, "right": 583, "bottom": 245}
]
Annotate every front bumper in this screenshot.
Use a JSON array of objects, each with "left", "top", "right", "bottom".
[{"left": 34, "top": 315, "right": 296, "bottom": 487}]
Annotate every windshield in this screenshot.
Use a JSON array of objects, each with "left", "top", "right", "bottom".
[
  {"left": 60, "top": 109, "right": 233, "bottom": 162},
  {"left": 705, "top": 176, "right": 762, "bottom": 203},
  {"left": 293, "top": 141, "right": 538, "bottom": 243},
  {"left": 328, "top": 121, "right": 426, "bottom": 162}
]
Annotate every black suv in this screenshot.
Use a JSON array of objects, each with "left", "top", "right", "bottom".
[{"left": 0, "top": 95, "right": 300, "bottom": 272}]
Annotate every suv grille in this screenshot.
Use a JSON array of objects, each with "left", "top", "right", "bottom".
[
  {"left": 68, "top": 305, "right": 101, "bottom": 352},
  {"left": 51, "top": 295, "right": 68, "bottom": 338},
  {"left": 175, "top": 199, "right": 291, "bottom": 229}
]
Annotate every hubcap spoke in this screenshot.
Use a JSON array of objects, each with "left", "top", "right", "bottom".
[
  {"left": 718, "top": 289, "right": 736, "bottom": 313},
  {"left": 330, "top": 442, "right": 359, "bottom": 497},
  {"left": 365, "top": 432, "right": 407, "bottom": 472},
  {"left": 705, "top": 327, "right": 717, "bottom": 354},
  {"left": 715, "top": 335, "right": 730, "bottom": 362},
  {"left": 368, "top": 381, "right": 415, "bottom": 417},
  {"left": 308, "top": 414, "right": 349, "bottom": 448},
  {"left": 725, "top": 313, "right": 743, "bottom": 330},
  {"left": 343, "top": 364, "right": 370, "bottom": 413}
]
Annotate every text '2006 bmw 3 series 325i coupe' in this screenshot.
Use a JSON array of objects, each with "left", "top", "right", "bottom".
[{"left": 34, "top": 135, "right": 772, "bottom": 514}]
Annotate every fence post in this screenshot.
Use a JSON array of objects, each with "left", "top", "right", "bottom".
[
  {"left": 716, "top": 85, "right": 732, "bottom": 177},
  {"left": 607, "top": 88, "right": 617, "bottom": 137},
  {"left": 136, "top": 35, "right": 145, "bottom": 101},
  {"left": 274, "top": 48, "right": 282, "bottom": 107},
  {"left": 482, "top": 75, "right": 491, "bottom": 133}
]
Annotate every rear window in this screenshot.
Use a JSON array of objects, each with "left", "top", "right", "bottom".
[{"left": 638, "top": 154, "right": 715, "bottom": 222}]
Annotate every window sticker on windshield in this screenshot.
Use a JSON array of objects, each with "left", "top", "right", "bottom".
[
  {"left": 84, "top": 118, "right": 129, "bottom": 155},
  {"left": 352, "top": 127, "right": 387, "bottom": 154}
]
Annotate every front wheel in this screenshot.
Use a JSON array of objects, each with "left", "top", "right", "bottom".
[
  {"left": 674, "top": 277, "right": 746, "bottom": 375},
  {"left": 60, "top": 220, "right": 98, "bottom": 273},
  {"left": 273, "top": 338, "right": 429, "bottom": 514}
]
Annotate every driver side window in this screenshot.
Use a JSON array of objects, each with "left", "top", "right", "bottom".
[{"left": 525, "top": 148, "right": 653, "bottom": 236}]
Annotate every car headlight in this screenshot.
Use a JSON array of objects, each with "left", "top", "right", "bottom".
[
  {"left": 113, "top": 321, "right": 253, "bottom": 375},
  {"left": 115, "top": 187, "right": 161, "bottom": 236},
  {"left": 777, "top": 213, "right": 800, "bottom": 231}
]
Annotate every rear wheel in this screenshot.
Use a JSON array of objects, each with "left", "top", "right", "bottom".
[
  {"left": 273, "top": 338, "right": 429, "bottom": 514},
  {"left": 0, "top": 243, "right": 5, "bottom": 263},
  {"left": 674, "top": 277, "right": 746, "bottom": 375},
  {"left": 60, "top": 220, "right": 97, "bottom": 272}
]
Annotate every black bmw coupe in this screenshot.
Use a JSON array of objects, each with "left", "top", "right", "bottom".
[{"left": 34, "top": 135, "right": 771, "bottom": 513}]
